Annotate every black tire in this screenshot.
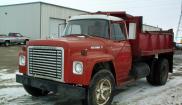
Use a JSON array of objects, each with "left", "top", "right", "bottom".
[
  {"left": 23, "top": 85, "right": 49, "bottom": 97},
  {"left": 24, "top": 39, "right": 29, "bottom": 45},
  {"left": 146, "top": 58, "right": 158, "bottom": 85},
  {"left": 155, "top": 59, "right": 169, "bottom": 85},
  {"left": 86, "top": 70, "right": 115, "bottom": 105},
  {"left": 4, "top": 41, "right": 10, "bottom": 47},
  {"left": 147, "top": 59, "right": 169, "bottom": 86}
]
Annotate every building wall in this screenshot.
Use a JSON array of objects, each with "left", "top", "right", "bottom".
[
  {"left": 0, "top": 3, "right": 41, "bottom": 39},
  {"left": 40, "top": 3, "right": 88, "bottom": 39}
]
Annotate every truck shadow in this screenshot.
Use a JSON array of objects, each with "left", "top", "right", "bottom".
[
  {"left": 37, "top": 95, "right": 84, "bottom": 105},
  {"left": 54, "top": 100, "right": 83, "bottom": 105}
]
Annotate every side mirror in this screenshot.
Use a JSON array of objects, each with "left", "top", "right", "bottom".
[
  {"left": 128, "top": 23, "right": 137, "bottom": 39},
  {"left": 58, "top": 23, "right": 66, "bottom": 37}
]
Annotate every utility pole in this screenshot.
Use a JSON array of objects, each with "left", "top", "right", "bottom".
[{"left": 176, "top": 0, "right": 182, "bottom": 43}]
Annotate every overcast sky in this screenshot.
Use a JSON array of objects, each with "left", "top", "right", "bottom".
[{"left": 0, "top": 0, "right": 181, "bottom": 39}]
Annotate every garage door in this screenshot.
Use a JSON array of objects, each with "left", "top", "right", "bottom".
[{"left": 49, "top": 18, "right": 66, "bottom": 38}]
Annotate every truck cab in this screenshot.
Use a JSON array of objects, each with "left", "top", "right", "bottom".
[{"left": 16, "top": 12, "right": 173, "bottom": 105}]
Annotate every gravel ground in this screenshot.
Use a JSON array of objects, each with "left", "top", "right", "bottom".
[{"left": 0, "top": 46, "right": 182, "bottom": 105}]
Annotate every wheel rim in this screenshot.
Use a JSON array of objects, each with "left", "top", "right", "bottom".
[{"left": 95, "top": 79, "right": 112, "bottom": 105}]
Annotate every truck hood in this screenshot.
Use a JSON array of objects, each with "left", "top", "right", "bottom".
[{"left": 28, "top": 36, "right": 107, "bottom": 50}]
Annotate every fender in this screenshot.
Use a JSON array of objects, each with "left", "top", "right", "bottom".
[
  {"left": 71, "top": 52, "right": 116, "bottom": 85},
  {"left": 84, "top": 53, "right": 116, "bottom": 85}
]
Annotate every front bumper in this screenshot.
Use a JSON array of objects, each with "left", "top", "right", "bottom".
[{"left": 16, "top": 74, "right": 86, "bottom": 100}]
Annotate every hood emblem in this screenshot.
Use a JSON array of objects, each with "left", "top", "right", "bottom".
[{"left": 90, "top": 45, "right": 103, "bottom": 49}]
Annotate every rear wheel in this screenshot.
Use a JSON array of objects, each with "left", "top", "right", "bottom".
[
  {"left": 23, "top": 85, "right": 49, "bottom": 97},
  {"left": 147, "top": 58, "right": 157, "bottom": 85},
  {"left": 155, "top": 59, "right": 169, "bottom": 85},
  {"left": 4, "top": 41, "right": 10, "bottom": 47},
  {"left": 147, "top": 58, "right": 169, "bottom": 86},
  {"left": 87, "top": 70, "right": 115, "bottom": 105}
]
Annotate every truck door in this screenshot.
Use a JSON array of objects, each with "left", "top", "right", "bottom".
[
  {"left": 16, "top": 33, "right": 24, "bottom": 43},
  {"left": 8, "top": 33, "right": 17, "bottom": 43},
  {"left": 110, "top": 22, "right": 132, "bottom": 85}
]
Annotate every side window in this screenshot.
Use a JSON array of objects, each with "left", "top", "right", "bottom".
[
  {"left": 111, "top": 23, "right": 126, "bottom": 40},
  {"left": 17, "top": 33, "right": 22, "bottom": 37},
  {"left": 8, "top": 33, "right": 13, "bottom": 37},
  {"left": 67, "top": 25, "right": 81, "bottom": 34}
]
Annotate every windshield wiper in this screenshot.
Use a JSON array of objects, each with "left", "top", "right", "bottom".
[
  {"left": 63, "top": 34, "right": 107, "bottom": 39},
  {"left": 89, "top": 34, "right": 107, "bottom": 39}
]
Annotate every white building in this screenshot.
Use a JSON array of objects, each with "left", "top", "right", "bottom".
[
  {"left": 143, "top": 24, "right": 162, "bottom": 32},
  {"left": 0, "top": 2, "right": 89, "bottom": 39}
]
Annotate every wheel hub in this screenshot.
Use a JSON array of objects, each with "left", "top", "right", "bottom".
[{"left": 95, "top": 79, "right": 112, "bottom": 105}]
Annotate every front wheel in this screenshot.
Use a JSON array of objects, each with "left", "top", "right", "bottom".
[
  {"left": 24, "top": 39, "right": 29, "bottom": 45},
  {"left": 87, "top": 70, "right": 115, "bottom": 105},
  {"left": 23, "top": 85, "right": 49, "bottom": 97}
]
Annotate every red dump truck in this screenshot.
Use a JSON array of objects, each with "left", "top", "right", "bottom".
[{"left": 16, "top": 11, "right": 173, "bottom": 105}]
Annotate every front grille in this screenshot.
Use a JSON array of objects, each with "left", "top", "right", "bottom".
[{"left": 28, "top": 46, "right": 64, "bottom": 82}]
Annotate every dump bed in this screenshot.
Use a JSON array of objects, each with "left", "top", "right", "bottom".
[
  {"left": 130, "top": 30, "right": 173, "bottom": 57},
  {"left": 96, "top": 11, "right": 174, "bottom": 58}
]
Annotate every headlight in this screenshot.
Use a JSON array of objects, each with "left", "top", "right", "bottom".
[
  {"left": 73, "top": 61, "right": 83, "bottom": 75},
  {"left": 19, "top": 55, "right": 25, "bottom": 66}
]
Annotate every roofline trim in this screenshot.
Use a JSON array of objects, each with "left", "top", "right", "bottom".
[{"left": 0, "top": 1, "right": 90, "bottom": 13}]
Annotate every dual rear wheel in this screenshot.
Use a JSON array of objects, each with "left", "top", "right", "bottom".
[{"left": 147, "top": 58, "right": 169, "bottom": 86}]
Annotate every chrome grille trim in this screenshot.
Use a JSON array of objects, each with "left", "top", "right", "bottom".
[{"left": 28, "top": 46, "right": 64, "bottom": 82}]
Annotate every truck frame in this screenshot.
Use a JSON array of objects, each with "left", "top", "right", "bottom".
[{"left": 16, "top": 11, "right": 173, "bottom": 105}]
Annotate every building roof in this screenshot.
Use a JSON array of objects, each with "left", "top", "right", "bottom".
[
  {"left": 69, "top": 14, "right": 123, "bottom": 21},
  {"left": 0, "top": 1, "right": 90, "bottom": 13}
]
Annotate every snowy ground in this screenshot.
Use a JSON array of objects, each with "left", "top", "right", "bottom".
[{"left": 0, "top": 46, "right": 182, "bottom": 105}]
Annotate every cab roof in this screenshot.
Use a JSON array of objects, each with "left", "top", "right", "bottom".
[{"left": 69, "top": 14, "right": 123, "bottom": 21}]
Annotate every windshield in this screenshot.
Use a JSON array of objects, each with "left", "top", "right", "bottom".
[{"left": 63, "top": 19, "right": 109, "bottom": 38}]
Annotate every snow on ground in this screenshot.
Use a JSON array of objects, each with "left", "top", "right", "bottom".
[
  {"left": 0, "top": 72, "right": 15, "bottom": 80},
  {"left": 0, "top": 69, "right": 27, "bottom": 105},
  {"left": 113, "top": 77, "right": 182, "bottom": 105}
]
